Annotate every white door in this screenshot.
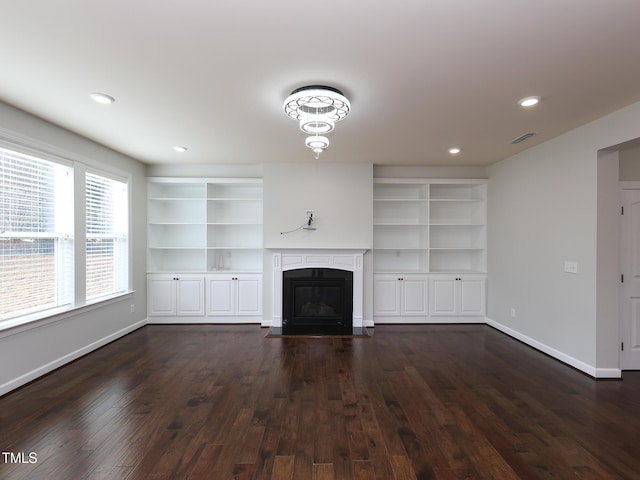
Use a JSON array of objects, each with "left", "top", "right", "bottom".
[
  {"left": 459, "top": 278, "right": 485, "bottom": 316},
  {"left": 430, "top": 278, "right": 457, "bottom": 316},
  {"left": 236, "top": 276, "right": 262, "bottom": 316},
  {"left": 401, "top": 277, "right": 428, "bottom": 315},
  {"left": 176, "top": 277, "right": 205, "bottom": 316},
  {"left": 207, "top": 277, "right": 234, "bottom": 315},
  {"left": 621, "top": 189, "right": 640, "bottom": 369},
  {"left": 147, "top": 276, "right": 176, "bottom": 316}
]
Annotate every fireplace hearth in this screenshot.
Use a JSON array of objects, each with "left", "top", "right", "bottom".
[{"left": 282, "top": 268, "right": 353, "bottom": 335}]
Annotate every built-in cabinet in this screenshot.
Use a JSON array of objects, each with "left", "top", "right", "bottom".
[
  {"left": 147, "top": 274, "right": 205, "bottom": 317},
  {"left": 373, "top": 274, "right": 428, "bottom": 317},
  {"left": 373, "top": 178, "right": 486, "bottom": 322},
  {"left": 147, "top": 178, "right": 263, "bottom": 273},
  {"left": 147, "top": 178, "right": 263, "bottom": 323},
  {"left": 146, "top": 176, "right": 487, "bottom": 325},
  {"left": 206, "top": 274, "right": 262, "bottom": 317},
  {"left": 430, "top": 276, "right": 485, "bottom": 316}
]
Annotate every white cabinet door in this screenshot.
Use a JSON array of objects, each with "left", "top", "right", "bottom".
[
  {"left": 207, "top": 274, "right": 262, "bottom": 317},
  {"left": 373, "top": 276, "right": 401, "bottom": 316},
  {"left": 236, "top": 275, "right": 262, "bottom": 316},
  {"left": 374, "top": 275, "right": 428, "bottom": 319},
  {"left": 148, "top": 276, "right": 177, "bottom": 316},
  {"left": 430, "top": 278, "right": 457, "bottom": 316},
  {"left": 148, "top": 274, "right": 205, "bottom": 317},
  {"left": 207, "top": 277, "right": 234, "bottom": 315},
  {"left": 459, "top": 278, "right": 485, "bottom": 315},
  {"left": 176, "top": 276, "right": 205, "bottom": 316},
  {"left": 430, "top": 276, "right": 485, "bottom": 316},
  {"left": 401, "top": 277, "right": 428, "bottom": 315}
]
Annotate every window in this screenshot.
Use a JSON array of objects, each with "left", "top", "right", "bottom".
[
  {"left": 0, "top": 141, "right": 131, "bottom": 326},
  {"left": 85, "top": 172, "right": 128, "bottom": 300},
  {"left": 0, "top": 147, "right": 74, "bottom": 321}
]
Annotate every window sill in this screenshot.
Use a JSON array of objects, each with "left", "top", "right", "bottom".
[{"left": 0, "top": 291, "right": 136, "bottom": 339}]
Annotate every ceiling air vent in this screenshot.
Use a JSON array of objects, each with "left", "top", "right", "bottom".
[{"left": 511, "top": 132, "right": 536, "bottom": 144}]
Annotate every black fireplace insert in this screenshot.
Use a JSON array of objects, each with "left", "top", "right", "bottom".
[{"left": 282, "top": 268, "right": 353, "bottom": 335}]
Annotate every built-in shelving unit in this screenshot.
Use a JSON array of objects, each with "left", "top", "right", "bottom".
[
  {"left": 147, "top": 178, "right": 263, "bottom": 273},
  {"left": 373, "top": 179, "right": 486, "bottom": 273}
]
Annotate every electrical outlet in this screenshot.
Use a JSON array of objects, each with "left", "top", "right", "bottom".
[
  {"left": 510, "top": 308, "right": 516, "bottom": 318},
  {"left": 305, "top": 210, "right": 313, "bottom": 222},
  {"left": 130, "top": 304, "right": 135, "bottom": 313}
]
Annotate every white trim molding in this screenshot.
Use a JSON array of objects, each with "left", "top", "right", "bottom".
[
  {"left": 485, "top": 317, "right": 622, "bottom": 379},
  {"left": 270, "top": 249, "right": 366, "bottom": 328},
  {"left": 0, "top": 320, "right": 146, "bottom": 397}
]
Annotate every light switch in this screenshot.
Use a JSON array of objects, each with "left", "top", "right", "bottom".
[{"left": 564, "top": 261, "right": 578, "bottom": 274}]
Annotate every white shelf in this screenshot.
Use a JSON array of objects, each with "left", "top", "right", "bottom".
[
  {"left": 373, "top": 249, "right": 429, "bottom": 273},
  {"left": 148, "top": 182, "right": 206, "bottom": 199},
  {"left": 373, "top": 183, "right": 429, "bottom": 200},
  {"left": 374, "top": 178, "right": 486, "bottom": 274},
  {"left": 148, "top": 178, "right": 263, "bottom": 273}
]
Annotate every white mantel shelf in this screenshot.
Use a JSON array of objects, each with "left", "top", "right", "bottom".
[{"left": 270, "top": 249, "right": 367, "bottom": 328}]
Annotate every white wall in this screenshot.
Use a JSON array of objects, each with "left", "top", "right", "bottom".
[
  {"left": 487, "top": 100, "right": 640, "bottom": 377},
  {"left": 262, "top": 162, "right": 373, "bottom": 325},
  {"left": 146, "top": 163, "right": 263, "bottom": 178},
  {"left": 263, "top": 163, "right": 373, "bottom": 249},
  {"left": 374, "top": 165, "right": 487, "bottom": 179},
  {"left": 596, "top": 150, "right": 620, "bottom": 371},
  {"left": 0, "top": 102, "right": 148, "bottom": 395},
  {"left": 620, "top": 145, "right": 640, "bottom": 180}
]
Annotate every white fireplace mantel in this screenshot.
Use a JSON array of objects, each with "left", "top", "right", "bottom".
[{"left": 270, "top": 249, "right": 366, "bottom": 328}]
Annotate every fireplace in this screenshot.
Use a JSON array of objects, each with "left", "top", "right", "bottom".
[
  {"left": 269, "top": 249, "right": 366, "bottom": 333},
  {"left": 282, "top": 268, "right": 353, "bottom": 335}
]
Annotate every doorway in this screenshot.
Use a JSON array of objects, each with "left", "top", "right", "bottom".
[{"left": 620, "top": 183, "right": 640, "bottom": 369}]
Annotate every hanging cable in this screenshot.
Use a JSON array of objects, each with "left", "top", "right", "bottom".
[{"left": 280, "top": 213, "right": 315, "bottom": 234}]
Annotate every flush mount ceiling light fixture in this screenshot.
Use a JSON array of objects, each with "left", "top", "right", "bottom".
[{"left": 283, "top": 85, "right": 350, "bottom": 159}]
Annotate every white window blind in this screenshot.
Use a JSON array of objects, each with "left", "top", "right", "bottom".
[
  {"left": 0, "top": 147, "right": 74, "bottom": 321},
  {"left": 85, "top": 172, "right": 128, "bottom": 300}
]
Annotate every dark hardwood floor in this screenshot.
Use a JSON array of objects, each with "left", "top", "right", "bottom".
[{"left": 1, "top": 324, "right": 640, "bottom": 480}]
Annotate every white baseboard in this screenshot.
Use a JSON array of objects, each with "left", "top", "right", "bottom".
[
  {"left": 374, "top": 316, "right": 485, "bottom": 324},
  {"left": 0, "top": 319, "right": 147, "bottom": 397},
  {"left": 147, "top": 316, "right": 261, "bottom": 324},
  {"left": 593, "top": 368, "right": 623, "bottom": 379},
  {"left": 485, "top": 317, "right": 621, "bottom": 379}
]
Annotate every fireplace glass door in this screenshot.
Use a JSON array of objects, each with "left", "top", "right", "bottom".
[{"left": 282, "top": 268, "right": 353, "bottom": 335}]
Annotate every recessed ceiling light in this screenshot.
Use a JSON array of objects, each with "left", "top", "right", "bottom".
[
  {"left": 518, "top": 96, "right": 541, "bottom": 107},
  {"left": 172, "top": 146, "right": 188, "bottom": 152},
  {"left": 89, "top": 92, "right": 115, "bottom": 104},
  {"left": 448, "top": 147, "right": 462, "bottom": 154}
]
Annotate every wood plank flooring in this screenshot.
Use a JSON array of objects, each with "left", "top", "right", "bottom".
[{"left": 1, "top": 324, "right": 640, "bottom": 479}]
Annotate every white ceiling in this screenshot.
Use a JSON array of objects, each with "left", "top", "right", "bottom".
[{"left": 1, "top": 0, "right": 640, "bottom": 166}]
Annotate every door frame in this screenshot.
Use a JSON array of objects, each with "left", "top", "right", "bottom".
[{"left": 620, "top": 181, "right": 640, "bottom": 369}]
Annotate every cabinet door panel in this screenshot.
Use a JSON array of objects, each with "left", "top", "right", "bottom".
[
  {"left": 207, "top": 278, "right": 234, "bottom": 315},
  {"left": 401, "top": 278, "right": 428, "bottom": 315},
  {"left": 459, "top": 279, "right": 485, "bottom": 315},
  {"left": 176, "top": 278, "right": 205, "bottom": 316},
  {"left": 148, "top": 277, "right": 176, "bottom": 316},
  {"left": 236, "top": 277, "right": 262, "bottom": 315},
  {"left": 430, "top": 278, "right": 457, "bottom": 316},
  {"left": 373, "top": 277, "right": 401, "bottom": 315}
]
